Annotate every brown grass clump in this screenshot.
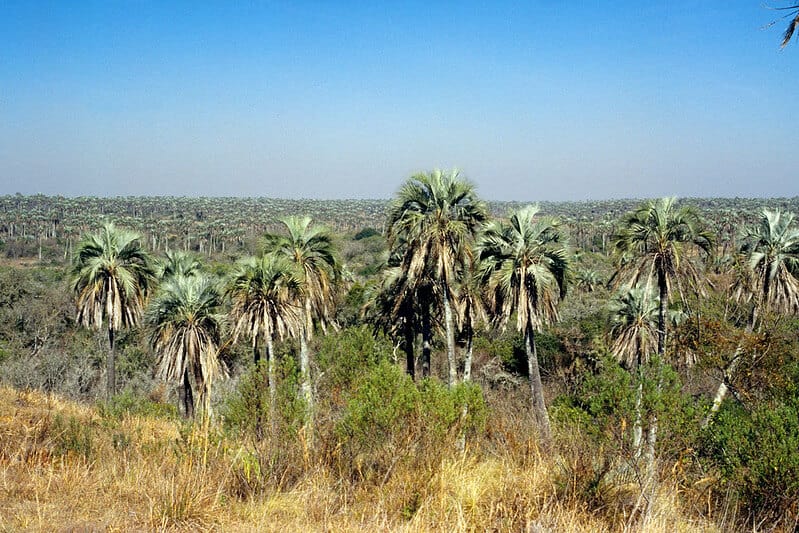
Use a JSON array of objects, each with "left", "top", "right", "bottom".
[{"left": 0, "top": 384, "right": 730, "bottom": 531}]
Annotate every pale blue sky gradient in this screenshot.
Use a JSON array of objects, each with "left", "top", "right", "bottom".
[{"left": 1, "top": 1, "right": 797, "bottom": 200}]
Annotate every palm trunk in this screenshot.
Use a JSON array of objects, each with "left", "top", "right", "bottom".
[
  {"left": 300, "top": 299, "right": 314, "bottom": 446},
  {"left": 181, "top": 368, "right": 195, "bottom": 419},
  {"left": 253, "top": 337, "right": 260, "bottom": 365},
  {"left": 267, "top": 333, "right": 277, "bottom": 436},
  {"left": 526, "top": 325, "right": 552, "bottom": 451},
  {"left": 107, "top": 327, "right": 116, "bottom": 400},
  {"left": 463, "top": 321, "right": 474, "bottom": 382},
  {"left": 199, "top": 382, "right": 211, "bottom": 423},
  {"left": 632, "top": 349, "right": 644, "bottom": 456},
  {"left": 443, "top": 289, "right": 457, "bottom": 387},
  {"left": 421, "top": 304, "right": 432, "bottom": 379},
  {"left": 657, "top": 273, "right": 668, "bottom": 356},
  {"left": 456, "top": 317, "right": 475, "bottom": 453},
  {"left": 404, "top": 319, "right": 415, "bottom": 380}
]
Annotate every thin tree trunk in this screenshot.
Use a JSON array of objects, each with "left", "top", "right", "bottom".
[
  {"left": 633, "top": 381, "right": 644, "bottom": 456},
  {"left": 421, "top": 304, "right": 432, "bottom": 379},
  {"left": 632, "top": 349, "right": 644, "bottom": 456},
  {"left": 404, "top": 320, "right": 415, "bottom": 380},
  {"left": 443, "top": 290, "right": 457, "bottom": 387},
  {"left": 200, "top": 382, "right": 211, "bottom": 423},
  {"left": 267, "top": 333, "right": 277, "bottom": 437},
  {"left": 526, "top": 326, "right": 552, "bottom": 451},
  {"left": 657, "top": 273, "right": 668, "bottom": 355},
  {"left": 181, "top": 368, "right": 195, "bottom": 419},
  {"left": 456, "top": 319, "right": 475, "bottom": 453},
  {"left": 107, "top": 327, "right": 116, "bottom": 400},
  {"left": 463, "top": 324, "right": 474, "bottom": 382},
  {"left": 703, "top": 307, "right": 757, "bottom": 428},
  {"left": 299, "top": 301, "right": 314, "bottom": 446}
]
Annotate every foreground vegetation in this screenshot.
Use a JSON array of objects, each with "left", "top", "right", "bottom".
[{"left": 2, "top": 184, "right": 799, "bottom": 530}]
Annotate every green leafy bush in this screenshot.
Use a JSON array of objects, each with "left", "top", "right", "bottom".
[
  {"left": 701, "top": 392, "right": 799, "bottom": 522},
  {"left": 335, "top": 361, "right": 486, "bottom": 481},
  {"left": 98, "top": 389, "right": 178, "bottom": 421}
]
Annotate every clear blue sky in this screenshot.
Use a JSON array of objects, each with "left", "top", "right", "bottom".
[{"left": 1, "top": 1, "right": 797, "bottom": 201}]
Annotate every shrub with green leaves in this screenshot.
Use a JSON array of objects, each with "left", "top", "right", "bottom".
[
  {"left": 335, "top": 361, "right": 486, "bottom": 481},
  {"left": 222, "top": 356, "right": 304, "bottom": 440},
  {"left": 701, "top": 372, "right": 799, "bottom": 523}
]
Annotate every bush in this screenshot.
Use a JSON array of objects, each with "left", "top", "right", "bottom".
[
  {"left": 701, "top": 393, "right": 799, "bottom": 524},
  {"left": 335, "top": 361, "right": 486, "bottom": 482},
  {"left": 222, "top": 355, "right": 304, "bottom": 440},
  {"left": 316, "top": 325, "right": 392, "bottom": 397},
  {"left": 98, "top": 389, "right": 178, "bottom": 421}
]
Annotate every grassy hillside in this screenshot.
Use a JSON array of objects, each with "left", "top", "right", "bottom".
[{"left": 0, "top": 383, "right": 724, "bottom": 532}]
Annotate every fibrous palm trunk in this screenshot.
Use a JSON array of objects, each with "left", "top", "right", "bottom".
[
  {"left": 107, "top": 327, "right": 116, "bottom": 401},
  {"left": 181, "top": 368, "right": 195, "bottom": 419},
  {"left": 526, "top": 325, "right": 552, "bottom": 451},
  {"left": 404, "top": 321, "right": 415, "bottom": 380},
  {"left": 300, "top": 298, "right": 314, "bottom": 445},
  {"left": 267, "top": 333, "right": 277, "bottom": 436},
  {"left": 442, "top": 289, "right": 457, "bottom": 387},
  {"left": 421, "top": 304, "right": 432, "bottom": 378}
]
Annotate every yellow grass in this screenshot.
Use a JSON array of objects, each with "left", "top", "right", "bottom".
[{"left": 0, "top": 385, "right": 726, "bottom": 532}]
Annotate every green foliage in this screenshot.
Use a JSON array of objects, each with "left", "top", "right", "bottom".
[
  {"left": 354, "top": 227, "right": 380, "bottom": 240},
  {"left": 701, "top": 361, "right": 799, "bottom": 521},
  {"left": 50, "top": 413, "right": 95, "bottom": 459},
  {"left": 97, "top": 389, "right": 178, "bottom": 421},
  {"left": 417, "top": 379, "right": 487, "bottom": 439},
  {"left": 316, "top": 325, "right": 392, "bottom": 395},
  {"left": 222, "top": 355, "right": 304, "bottom": 439},
  {"left": 552, "top": 354, "right": 698, "bottom": 457},
  {"left": 336, "top": 361, "right": 419, "bottom": 452},
  {"left": 335, "top": 361, "right": 486, "bottom": 480}
]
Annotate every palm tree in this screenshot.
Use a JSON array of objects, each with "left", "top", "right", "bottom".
[
  {"left": 264, "top": 216, "right": 339, "bottom": 439},
  {"left": 608, "top": 287, "right": 659, "bottom": 455},
  {"left": 478, "top": 205, "right": 569, "bottom": 449},
  {"left": 157, "top": 250, "right": 202, "bottom": 281},
  {"left": 73, "top": 223, "right": 155, "bottom": 400},
  {"left": 704, "top": 209, "right": 799, "bottom": 424},
  {"left": 386, "top": 169, "right": 487, "bottom": 385},
  {"left": 612, "top": 197, "right": 714, "bottom": 356},
  {"left": 147, "top": 274, "right": 225, "bottom": 420},
  {"left": 227, "top": 253, "right": 302, "bottom": 431},
  {"left": 768, "top": 3, "right": 799, "bottom": 48}
]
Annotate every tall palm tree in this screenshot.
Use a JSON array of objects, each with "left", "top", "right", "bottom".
[
  {"left": 608, "top": 287, "right": 659, "bottom": 455},
  {"left": 147, "top": 274, "right": 225, "bottom": 420},
  {"left": 157, "top": 250, "right": 203, "bottom": 281},
  {"left": 227, "top": 253, "right": 302, "bottom": 430},
  {"left": 705, "top": 209, "right": 799, "bottom": 424},
  {"left": 612, "top": 197, "right": 714, "bottom": 356},
  {"left": 264, "top": 216, "right": 339, "bottom": 439},
  {"left": 386, "top": 169, "right": 487, "bottom": 385},
  {"left": 73, "top": 223, "right": 155, "bottom": 400},
  {"left": 478, "top": 205, "right": 569, "bottom": 449}
]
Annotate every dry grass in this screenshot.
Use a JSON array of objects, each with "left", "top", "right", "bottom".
[{"left": 0, "top": 385, "right": 730, "bottom": 532}]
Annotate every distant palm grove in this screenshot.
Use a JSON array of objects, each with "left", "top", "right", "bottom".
[{"left": 2, "top": 179, "right": 799, "bottom": 530}]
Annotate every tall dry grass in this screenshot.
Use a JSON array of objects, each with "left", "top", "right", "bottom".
[{"left": 0, "top": 384, "right": 732, "bottom": 531}]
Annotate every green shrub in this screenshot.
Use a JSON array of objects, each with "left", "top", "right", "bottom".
[
  {"left": 335, "top": 361, "right": 486, "bottom": 481},
  {"left": 98, "top": 389, "right": 178, "bottom": 421},
  {"left": 316, "top": 325, "right": 392, "bottom": 396},
  {"left": 701, "top": 395, "right": 799, "bottom": 522},
  {"left": 336, "top": 361, "right": 419, "bottom": 455},
  {"left": 222, "top": 356, "right": 304, "bottom": 440}
]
